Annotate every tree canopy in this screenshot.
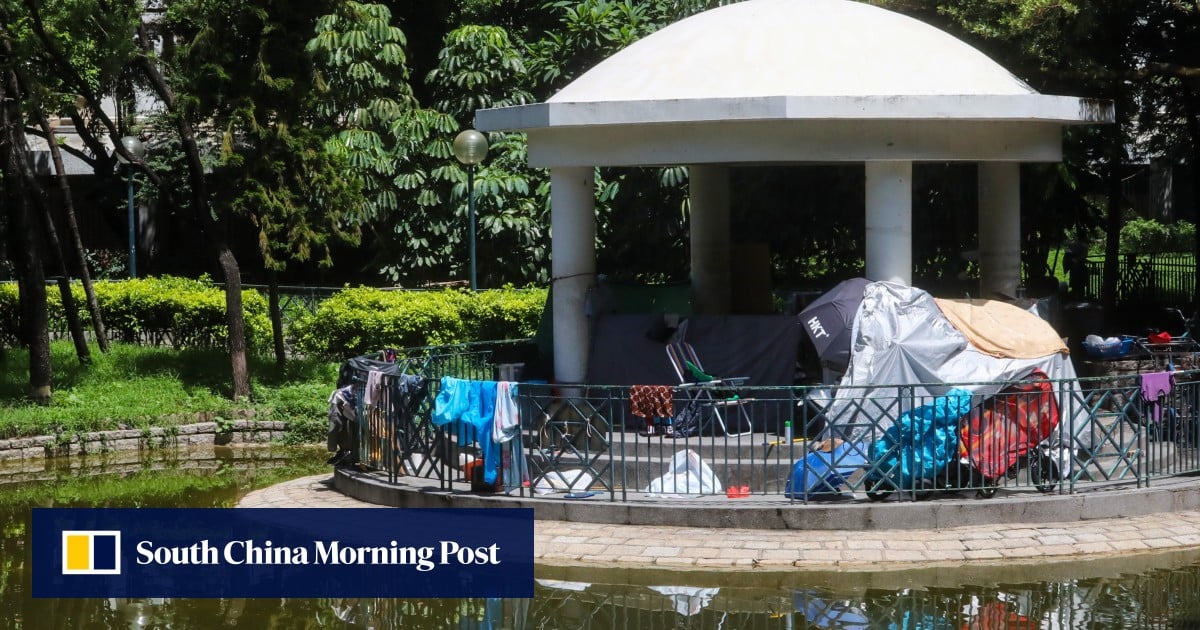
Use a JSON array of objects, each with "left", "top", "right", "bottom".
[{"left": 2, "top": 0, "right": 1199, "bottom": 399}]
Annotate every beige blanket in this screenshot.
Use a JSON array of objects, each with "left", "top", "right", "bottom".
[{"left": 934, "top": 298, "right": 1068, "bottom": 359}]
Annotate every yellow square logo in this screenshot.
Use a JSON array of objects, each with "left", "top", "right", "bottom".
[{"left": 61, "top": 531, "right": 121, "bottom": 575}]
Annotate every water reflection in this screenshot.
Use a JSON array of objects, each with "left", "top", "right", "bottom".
[
  {"left": 7, "top": 447, "right": 1200, "bottom": 629},
  {"left": 15, "top": 555, "right": 1200, "bottom": 629},
  {"left": 259, "top": 568, "right": 1200, "bottom": 629}
]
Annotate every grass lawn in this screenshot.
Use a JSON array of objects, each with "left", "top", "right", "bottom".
[{"left": 0, "top": 341, "right": 339, "bottom": 441}]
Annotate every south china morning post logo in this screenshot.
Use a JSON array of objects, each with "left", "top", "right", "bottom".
[
  {"left": 130, "top": 536, "right": 501, "bottom": 572},
  {"left": 34, "top": 508, "right": 533, "bottom": 598},
  {"left": 61, "top": 530, "right": 122, "bottom": 575}
]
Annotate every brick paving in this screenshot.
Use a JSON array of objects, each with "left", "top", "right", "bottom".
[{"left": 239, "top": 473, "right": 1200, "bottom": 571}]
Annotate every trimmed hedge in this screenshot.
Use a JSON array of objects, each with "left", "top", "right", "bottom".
[
  {"left": 0, "top": 276, "right": 271, "bottom": 349},
  {"left": 2, "top": 279, "right": 545, "bottom": 359},
  {"left": 289, "top": 286, "right": 547, "bottom": 359}
]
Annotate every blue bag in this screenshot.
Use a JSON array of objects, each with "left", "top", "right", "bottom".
[{"left": 784, "top": 442, "right": 868, "bottom": 498}]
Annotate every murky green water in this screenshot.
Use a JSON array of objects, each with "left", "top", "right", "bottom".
[{"left": 6, "top": 447, "right": 1200, "bottom": 629}]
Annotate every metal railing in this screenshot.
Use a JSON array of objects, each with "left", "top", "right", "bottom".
[
  {"left": 341, "top": 341, "right": 1200, "bottom": 502},
  {"left": 1084, "top": 254, "right": 1196, "bottom": 306}
]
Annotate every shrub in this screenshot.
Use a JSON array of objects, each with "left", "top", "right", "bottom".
[
  {"left": 0, "top": 284, "right": 18, "bottom": 346},
  {"left": 0, "top": 276, "right": 271, "bottom": 350},
  {"left": 100, "top": 277, "right": 272, "bottom": 349},
  {"left": 1170, "top": 221, "right": 1195, "bottom": 252},
  {"left": 289, "top": 286, "right": 547, "bottom": 359},
  {"left": 289, "top": 288, "right": 469, "bottom": 359},
  {"left": 462, "top": 286, "right": 547, "bottom": 342},
  {"left": 1120, "top": 218, "right": 1194, "bottom": 254}
]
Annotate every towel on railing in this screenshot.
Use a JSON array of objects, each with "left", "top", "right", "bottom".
[
  {"left": 493, "top": 381, "right": 520, "bottom": 443},
  {"left": 433, "top": 376, "right": 476, "bottom": 426},
  {"left": 1141, "top": 371, "right": 1174, "bottom": 423},
  {"left": 629, "top": 385, "right": 674, "bottom": 419},
  {"left": 363, "top": 369, "right": 385, "bottom": 414},
  {"left": 434, "top": 376, "right": 502, "bottom": 484}
]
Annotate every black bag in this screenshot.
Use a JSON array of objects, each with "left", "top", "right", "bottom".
[{"left": 670, "top": 401, "right": 707, "bottom": 438}]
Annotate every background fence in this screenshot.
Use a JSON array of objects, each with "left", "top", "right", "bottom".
[{"left": 1084, "top": 254, "right": 1196, "bottom": 308}]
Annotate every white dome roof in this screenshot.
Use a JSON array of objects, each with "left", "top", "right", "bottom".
[{"left": 549, "top": 0, "right": 1034, "bottom": 103}]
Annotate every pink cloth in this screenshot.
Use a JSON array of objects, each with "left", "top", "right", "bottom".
[{"left": 1141, "top": 371, "right": 1174, "bottom": 422}]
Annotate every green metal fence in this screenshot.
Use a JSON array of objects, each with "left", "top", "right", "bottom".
[{"left": 339, "top": 341, "right": 1200, "bottom": 503}]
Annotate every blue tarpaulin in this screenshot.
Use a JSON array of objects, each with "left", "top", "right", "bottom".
[{"left": 868, "top": 388, "right": 973, "bottom": 489}]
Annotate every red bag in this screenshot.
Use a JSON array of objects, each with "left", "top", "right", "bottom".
[
  {"left": 962, "top": 602, "right": 1038, "bottom": 630},
  {"left": 960, "top": 370, "right": 1059, "bottom": 480},
  {"left": 1149, "top": 331, "right": 1172, "bottom": 344}
]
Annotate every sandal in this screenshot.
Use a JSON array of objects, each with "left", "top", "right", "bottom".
[{"left": 725, "top": 485, "right": 751, "bottom": 498}]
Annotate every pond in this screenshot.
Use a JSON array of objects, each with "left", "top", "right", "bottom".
[{"left": 6, "top": 446, "right": 1200, "bottom": 628}]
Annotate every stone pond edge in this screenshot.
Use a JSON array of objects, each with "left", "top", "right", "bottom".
[{"left": 0, "top": 412, "right": 288, "bottom": 461}]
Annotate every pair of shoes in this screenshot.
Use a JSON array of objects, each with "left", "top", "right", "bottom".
[
  {"left": 638, "top": 427, "right": 657, "bottom": 437},
  {"left": 725, "top": 485, "right": 751, "bottom": 498}
]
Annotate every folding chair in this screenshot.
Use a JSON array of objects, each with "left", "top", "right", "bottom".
[{"left": 665, "top": 341, "right": 753, "bottom": 437}]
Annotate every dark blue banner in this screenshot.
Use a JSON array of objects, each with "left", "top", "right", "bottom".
[{"left": 32, "top": 508, "right": 534, "bottom": 598}]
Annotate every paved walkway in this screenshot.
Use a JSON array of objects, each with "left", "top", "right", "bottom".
[{"left": 239, "top": 474, "right": 1200, "bottom": 572}]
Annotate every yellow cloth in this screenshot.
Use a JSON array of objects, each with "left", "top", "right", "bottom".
[{"left": 934, "top": 298, "right": 1068, "bottom": 359}]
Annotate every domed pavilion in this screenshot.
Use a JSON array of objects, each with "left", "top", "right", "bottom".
[{"left": 476, "top": 0, "right": 1113, "bottom": 384}]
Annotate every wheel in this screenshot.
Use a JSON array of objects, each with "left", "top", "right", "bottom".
[
  {"left": 912, "top": 479, "right": 938, "bottom": 501},
  {"left": 1030, "top": 452, "right": 1060, "bottom": 493},
  {"left": 865, "top": 477, "right": 895, "bottom": 502}
]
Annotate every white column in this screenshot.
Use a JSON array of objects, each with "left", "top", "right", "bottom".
[
  {"left": 864, "top": 161, "right": 912, "bottom": 285},
  {"left": 550, "top": 167, "right": 596, "bottom": 384},
  {"left": 689, "top": 165, "right": 731, "bottom": 314},
  {"left": 978, "top": 162, "right": 1021, "bottom": 299}
]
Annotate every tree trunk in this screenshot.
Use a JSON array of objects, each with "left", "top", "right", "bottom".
[
  {"left": 1, "top": 70, "right": 52, "bottom": 402},
  {"left": 133, "top": 31, "right": 250, "bottom": 399},
  {"left": 16, "top": 152, "right": 91, "bottom": 365},
  {"left": 220, "top": 248, "right": 251, "bottom": 400},
  {"left": 34, "top": 107, "right": 109, "bottom": 352},
  {"left": 269, "top": 270, "right": 286, "bottom": 368}
]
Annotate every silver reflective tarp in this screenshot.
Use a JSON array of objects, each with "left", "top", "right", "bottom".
[{"left": 826, "top": 282, "right": 1092, "bottom": 450}]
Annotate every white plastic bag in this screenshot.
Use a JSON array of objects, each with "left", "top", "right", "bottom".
[
  {"left": 644, "top": 449, "right": 723, "bottom": 497},
  {"left": 649, "top": 586, "right": 720, "bottom": 616},
  {"left": 533, "top": 469, "right": 596, "bottom": 494}
]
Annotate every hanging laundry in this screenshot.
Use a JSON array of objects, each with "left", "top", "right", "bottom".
[
  {"left": 630, "top": 385, "right": 674, "bottom": 435},
  {"left": 326, "top": 386, "right": 357, "bottom": 466},
  {"left": 494, "top": 382, "right": 521, "bottom": 443},
  {"left": 502, "top": 439, "right": 531, "bottom": 493},
  {"left": 1141, "top": 371, "right": 1174, "bottom": 423},
  {"left": 434, "top": 377, "right": 503, "bottom": 485},
  {"left": 474, "top": 381, "right": 500, "bottom": 484},
  {"left": 630, "top": 385, "right": 674, "bottom": 419},
  {"left": 363, "top": 370, "right": 386, "bottom": 414},
  {"left": 433, "top": 376, "right": 477, "bottom": 426}
]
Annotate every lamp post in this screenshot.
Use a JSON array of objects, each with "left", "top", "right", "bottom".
[
  {"left": 452, "top": 129, "right": 489, "bottom": 291},
  {"left": 116, "top": 136, "right": 146, "bottom": 278}
]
